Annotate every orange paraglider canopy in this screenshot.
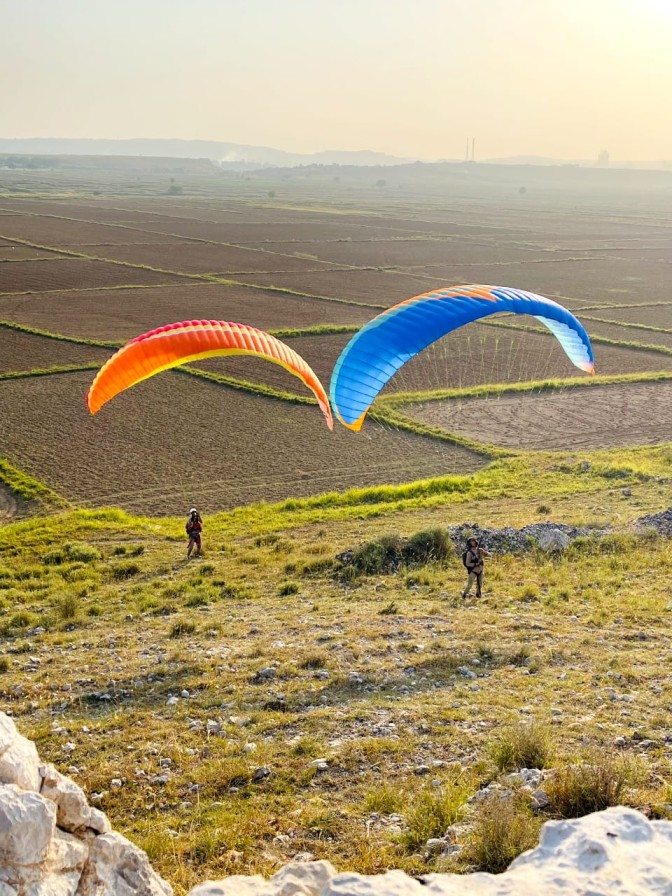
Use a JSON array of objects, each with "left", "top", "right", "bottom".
[{"left": 86, "top": 319, "right": 333, "bottom": 429}]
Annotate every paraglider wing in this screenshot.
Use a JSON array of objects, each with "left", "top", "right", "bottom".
[
  {"left": 329, "top": 285, "right": 595, "bottom": 431},
  {"left": 87, "top": 320, "right": 333, "bottom": 429}
]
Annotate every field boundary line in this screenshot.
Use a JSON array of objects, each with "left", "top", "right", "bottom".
[
  {"left": 0, "top": 319, "right": 119, "bottom": 349},
  {"left": 379, "top": 370, "right": 672, "bottom": 407},
  {"left": 0, "top": 363, "right": 101, "bottom": 382}
]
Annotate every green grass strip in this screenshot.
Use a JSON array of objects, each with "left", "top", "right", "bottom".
[
  {"left": 0, "top": 363, "right": 100, "bottom": 382},
  {"left": 379, "top": 370, "right": 672, "bottom": 407},
  {"left": 0, "top": 457, "right": 69, "bottom": 508},
  {"left": 0, "top": 319, "right": 119, "bottom": 349},
  {"left": 178, "top": 366, "right": 318, "bottom": 406}
]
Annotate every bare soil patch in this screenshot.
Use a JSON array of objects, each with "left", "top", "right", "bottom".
[
  {"left": 0, "top": 216, "right": 186, "bottom": 247},
  {"left": 94, "top": 242, "right": 339, "bottom": 274},
  {"left": 583, "top": 320, "right": 672, "bottom": 349},
  {"left": 260, "top": 238, "right": 547, "bottom": 268},
  {"left": 0, "top": 247, "right": 67, "bottom": 261},
  {"left": 236, "top": 269, "right": 436, "bottom": 305},
  {"left": 0, "top": 283, "right": 373, "bottom": 341},
  {"left": 583, "top": 304, "right": 672, "bottom": 329},
  {"left": 407, "top": 380, "right": 672, "bottom": 450},
  {"left": 0, "top": 329, "right": 109, "bottom": 373},
  {"left": 0, "top": 259, "right": 183, "bottom": 293},
  {"left": 0, "top": 482, "right": 20, "bottom": 522},
  {"left": 147, "top": 220, "right": 422, "bottom": 243},
  {"left": 0, "top": 371, "right": 484, "bottom": 514}
]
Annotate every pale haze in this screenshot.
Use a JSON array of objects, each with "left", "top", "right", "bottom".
[{"left": 2, "top": 0, "right": 671, "bottom": 161}]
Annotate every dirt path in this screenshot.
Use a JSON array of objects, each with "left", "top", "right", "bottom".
[{"left": 0, "top": 483, "right": 18, "bottom": 523}]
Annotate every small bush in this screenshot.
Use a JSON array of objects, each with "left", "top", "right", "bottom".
[
  {"left": 547, "top": 749, "right": 639, "bottom": 817},
  {"left": 299, "top": 653, "right": 326, "bottom": 670},
  {"left": 170, "top": 621, "right": 197, "bottom": 638},
  {"left": 45, "top": 542, "right": 101, "bottom": 565},
  {"left": 404, "top": 528, "right": 453, "bottom": 565},
  {"left": 379, "top": 601, "right": 399, "bottom": 615},
  {"left": 350, "top": 535, "right": 405, "bottom": 575},
  {"left": 490, "top": 722, "right": 556, "bottom": 772},
  {"left": 0, "top": 657, "right": 9, "bottom": 673},
  {"left": 364, "top": 783, "right": 405, "bottom": 815},
  {"left": 465, "top": 793, "right": 541, "bottom": 873},
  {"left": 401, "top": 775, "right": 470, "bottom": 852},
  {"left": 111, "top": 562, "right": 141, "bottom": 581},
  {"left": 278, "top": 581, "right": 299, "bottom": 596},
  {"left": 56, "top": 593, "right": 78, "bottom": 621}
]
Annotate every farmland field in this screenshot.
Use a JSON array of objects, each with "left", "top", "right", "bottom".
[
  {"left": 1, "top": 163, "right": 672, "bottom": 513},
  {"left": 406, "top": 380, "right": 672, "bottom": 451},
  {"left": 0, "top": 371, "right": 484, "bottom": 514}
]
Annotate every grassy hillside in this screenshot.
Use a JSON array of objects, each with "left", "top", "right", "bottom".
[{"left": 1, "top": 447, "right": 672, "bottom": 892}]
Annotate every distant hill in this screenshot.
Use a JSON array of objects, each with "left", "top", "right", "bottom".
[{"left": 0, "top": 138, "right": 411, "bottom": 169}]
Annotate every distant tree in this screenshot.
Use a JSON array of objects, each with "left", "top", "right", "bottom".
[
  {"left": 595, "top": 150, "right": 610, "bottom": 168},
  {"left": 167, "top": 183, "right": 183, "bottom": 195},
  {"left": 268, "top": 190, "right": 276, "bottom": 198},
  {"left": 375, "top": 178, "right": 387, "bottom": 188},
  {"left": 519, "top": 186, "right": 527, "bottom": 195}
]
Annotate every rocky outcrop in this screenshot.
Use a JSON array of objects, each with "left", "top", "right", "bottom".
[
  {"left": 2, "top": 711, "right": 672, "bottom": 895},
  {"left": 0, "top": 712, "right": 171, "bottom": 896}
]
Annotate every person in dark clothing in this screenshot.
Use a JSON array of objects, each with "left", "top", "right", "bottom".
[
  {"left": 462, "top": 536, "right": 488, "bottom": 598},
  {"left": 186, "top": 508, "right": 203, "bottom": 559}
]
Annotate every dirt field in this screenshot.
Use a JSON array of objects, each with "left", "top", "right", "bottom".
[
  {"left": 0, "top": 283, "right": 373, "bottom": 341},
  {"left": 407, "top": 380, "right": 672, "bottom": 450},
  {"left": 1, "top": 177, "right": 671, "bottom": 510},
  {"left": 86, "top": 242, "right": 342, "bottom": 274},
  {"left": 234, "top": 269, "right": 437, "bottom": 304},
  {"left": 0, "top": 216, "right": 187, "bottom": 247},
  {"left": 0, "top": 371, "right": 484, "bottom": 514},
  {"left": 0, "top": 328, "right": 108, "bottom": 373},
  {"left": 0, "top": 258, "right": 183, "bottom": 293}
]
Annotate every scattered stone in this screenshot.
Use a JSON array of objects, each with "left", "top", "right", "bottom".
[{"left": 253, "top": 766, "right": 271, "bottom": 782}]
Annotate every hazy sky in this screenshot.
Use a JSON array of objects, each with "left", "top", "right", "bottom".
[{"left": 2, "top": 0, "right": 671, "bottom": 160}]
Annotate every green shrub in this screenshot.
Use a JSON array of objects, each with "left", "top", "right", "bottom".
[
  {"left": 45, "top": 542, "right": 100, "bottom": 565},
  {"left": 401, "top": 775, "right": 470, "bottom": 852},
  {"left": 404, "top": 528, "right": 453, "bottom": 565},
  {"left": 547, "top": 749, "right": 639, "bottom": 817},
  {"left": 464, "top": 792, "right": 541, "bottom": 873},
  {"left": 278, "top": 581, "right": 299, "bottom": 596},
  {"left": 490, "top": 722, "right": 556, "bottom": 772},
  {"left": 350, "top": 535, "right": 405, "bottom": 575},
  {"left": 111, "top": 562, "right": 141, "bottom": 581},
  {"left": 170, "top": 621, "right": 197, "bottom": 638}
]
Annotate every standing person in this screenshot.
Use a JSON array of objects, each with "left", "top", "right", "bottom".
[
  {"left": 186, "top": 508, "right": 203, "bottom": 559},
  {"left": 462, "top": 536, "right": 488, "bottom": 598}
]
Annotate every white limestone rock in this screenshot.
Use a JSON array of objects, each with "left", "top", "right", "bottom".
[
  {"left": 40, "top": 764, "right": 93, "bottom": 832},
  {"left": 536, "top": 529, "right": 571, "bottom": 553},
  {"left": 0, "top": 784, "right": 56, "bottom": 868},
  {"left": 77, "top": 831, "right": 173, "bottom": 896},
  {"left": 0, "top": 727, "right": 42, "bottom": 793}
]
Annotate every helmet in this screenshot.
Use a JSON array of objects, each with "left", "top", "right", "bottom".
[
  {"left": 467, "top": 536, "right": 478, "bottom": 546},
  {"left": 189, "top": 508, "right": 198, "bottom": 515}
]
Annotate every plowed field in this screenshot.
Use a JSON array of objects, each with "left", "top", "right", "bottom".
[
  {"left": 1, "top": 181, "right": 671, "bottom": 512},
  {"left": 0, "top": 329, "right": 108, "bottom": 374},
  {"left": 407, "top": 381, "right": 672, "bottom": 451},
  {"left": 93, "top": 242, "right": 340, "bottom": 274},
  {"left": 0, "top": 258, "right": 183, "bottom": 293},
  {"left": 0, "top": 371, "right": 484, "bottom": 514},
  {"left": 0, "top": 283, "right": 372, "bottom": 341}
]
